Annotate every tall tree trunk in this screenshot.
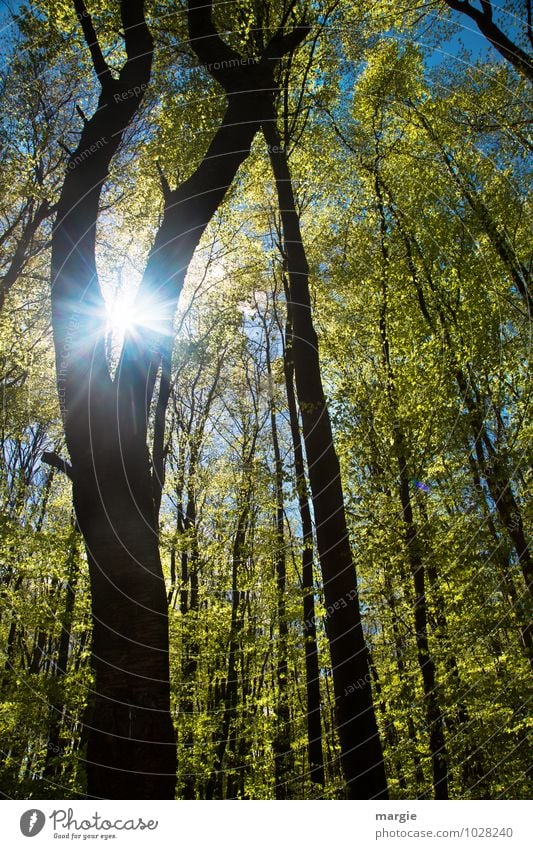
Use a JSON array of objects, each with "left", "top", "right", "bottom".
[
  {"left": 44, "top": 524, "right": 80, "bottom": 780},
  {"left": 263, "top": 108, "right": 388, "bottom": 800},
  {"left": 387, "top": 187, "right": 532, "bottom": 651},
  {"left": 467, "top": 453, "right": 533, "bottom": 666},
  {"left": 206, "top": 492, "right": 249, "bottom": 799},
  {"left": 75, "top": 421, "right": 177, "bottom": 799},
  {"left": 414, "top": 109, "right": 532, "bottom": 314},
  {"left": 367, "top": 650, "right": 407, "bottom": 792},
  {"left": 178, "top": 465, "right": 200, "bottom": 800}
]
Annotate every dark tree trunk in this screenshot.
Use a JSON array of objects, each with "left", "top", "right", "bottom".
[
  {"left": 415, "top": 110, "right": 532, "bottom": 314},
  {"left": 50, "top": 0, "right": 308, "bottom": 800},
  {"left": 75, "top": 421, "right": 177, "bottom": 799},
  {"left": 0, "top": 198, "right": 53, "bottom": 310},
  {"left": 263, "top": 109, "right": 388, "bottom": 800},
  {"left": 468, "top": 453, "right": 533, "bottom": 666},
  {"left": 367, "top": 651, "right": 407, "bottom": 791},
  {"left": 388, "top": 187, "right": 532, "bottom": 662},
  {"left": 178, "top": 466, "right": 200, "bottom": 800},
  {"left": 206, "top": 495, "right": 249, "bottom": 799},
  {"left": 382, "top": 571, "right": 426, "bottom": 794}
]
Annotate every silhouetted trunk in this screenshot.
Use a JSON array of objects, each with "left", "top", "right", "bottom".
[
  {"left": 382, "top": 571, "right": 426, "bottom": 794},
  {"left": 457, "top": 369, "right": 533, "bottom": 599},
  {"left": 73, "top": 421, "right": 176, "bottom": 799},
  {"left": 425, "top": 547, "right": 486, "bottom": 790},
  {"left": 50, "top": 0, "right": 305, "bottom": 799},
  {"left": 390, "top": 193, "right": 532, "bottom": 658},
  {"left": 0, "top": 197, "right": 54, "bottom": 310},
  {"left": 179, "top": 467, "right": 200, "bottom": 799},
  {"left": 263, "top": 107, "right": 387, "bottom": 800},
  {"left": 468, "top": 453, "right": 533, "bottom": 666},
  {"left": 368, "top": 651, "right": 407, "bottom": 791},
  {"left": 206, "top": 495, "right": 249, "bottom": 799},
  {"left": 1, "top": 575, "right": 23, "bottom": 693},
  {"left": 414, "top": 109, "right": 531, "bottom": 313}
]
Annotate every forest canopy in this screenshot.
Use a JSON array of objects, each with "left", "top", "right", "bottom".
[{"left": 0, "top": 0, "right": 531, "bottom": 801}]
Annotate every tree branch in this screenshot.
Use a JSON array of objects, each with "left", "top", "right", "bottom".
[
  {"left": 72, "top": 0, "right": 113, "bottom": 87},
  {"left": 443, "top": 0, "right": 533, "bottom": 82},
  {"left": 187, "top": 0, "right": 243, "bottom": 80},
  {"left": 156, "top": 161, "right": 172, "bottom": 203},
  {"left": 262, "top": 20, "right": 310, "bottom": 63},
  {"left": 42, "top": 451, "right": 74, "bottom": 481}
]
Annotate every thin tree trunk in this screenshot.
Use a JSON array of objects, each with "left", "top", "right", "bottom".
[
  {"left": 262, "top": 309, "right": 293, "bottom": 798},
  {"left": 389, "top": 191, "right": 532, "bottom": 624},
  {"left": 206, "top": 497, "right": 249, "bottom": 799},
  {"left": 282, "top": 307, "right": 325, "bottom": 788}
]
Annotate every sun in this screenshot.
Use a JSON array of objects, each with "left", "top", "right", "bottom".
[
  {"left": 106, "top": 293, "right": 173, "bottom": 342},
  {"left": 107, "top": 300, "right": 138, "bottom": 337}
]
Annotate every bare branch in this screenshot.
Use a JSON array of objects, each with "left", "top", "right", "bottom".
[{"left": 75, "top": 103, "right": 88, "bottom": 124}]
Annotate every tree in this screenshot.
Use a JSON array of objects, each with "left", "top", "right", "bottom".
[
  {"left": 48, "top": 0, "right": 308, "bottom": 800},
  {"left": 262, "top": 98, "right": 388, "bottom": 798}
]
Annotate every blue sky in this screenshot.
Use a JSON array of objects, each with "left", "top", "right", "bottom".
[{"left": 0, "top": 1, "right": 526, "bottom": 80}]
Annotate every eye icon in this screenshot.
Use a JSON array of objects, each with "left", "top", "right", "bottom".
[{"left": 20, "top": 810, "right": 46, "bottom": 837}]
